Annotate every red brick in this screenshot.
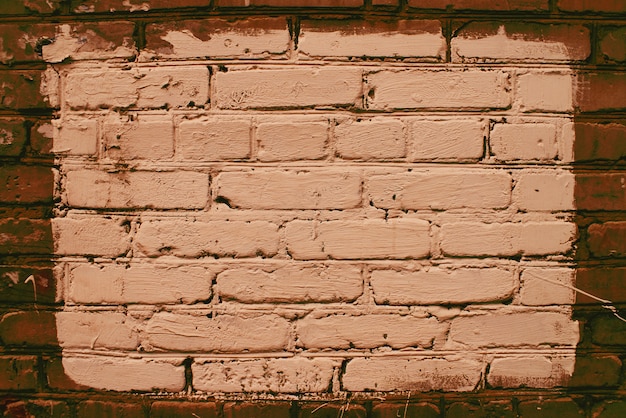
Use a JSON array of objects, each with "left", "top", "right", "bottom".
[
  {"left": 574, "top": 173, "right": 626, "bottom": 211},
  {"left": 44, "top": 357, "right": 92, "bottom": 391},
  {"left": 0, "top": 0, "right": 62, "bottom": 14},
  {"left": 300, "top": 404, "right": 366, "bottom": 418},
  {"left": 569, "top": 355, "right": 621, "bottom": 387},
  {"left": 0, "top": 165, "right": 53, "bottom": 204},
  {"left": 216, "top": 0, "right": 363, "bottom": 7},
  {"left": 600, "top": 27, "right": 626, "bottom": 62},
  {"left": 0, "top": 311, "right": 57, "bottom": 346},
  {"left": 558, "top": 0, "right": 626, "bottom": 12},
  {"left": 408, "top": 0, "right": 548, "bottom": 10},
  {"left": 150, "top": 401, "right": 218, "bottom": 418},
  {"left": 573, "top": 121, "right": 626, "bottom": 161},
  {"left": 518, "top": 398, "right": 584, "bottom": 418},
  {"left": 30, "top": 120, "right": 54, "bottom": 155},
  {"left": 0, "top": 119, "right": 27, "bottom": 157},
  {"left": 591, "top": 315, "right": 626, "bottom": 346},
  {"left": 72, "top": 0, "right": 209, "bottom": 12},
  {"left": 372, "top": 403, "right": 439, "bottom": 418},
  {"left": 4, "top": 400, "right": 70, "bottom": 418},
  {"left": 76, "top": 401, "right": 145, "bottom": 418},
  {"left": 223, "top": 402, "right": 292, "bottom": 418},
  {"left": 0, "top": 24, "right": 55, "bottom": 64},
  {"left": 0, "top": 219, "right": 53, "bottom": 255},
  {"left": 0, "top": 267, "right": 55, "bottom": 304},
  {"left": 576, "top": 267, "right": 626, "bottom": 304},
  {"left": 587, "top": 222, "right": 626, "bottom": 258},
  {"left": 0, "top": 356, "right": 38, "bottom": 390},
  {"left": 0, "top": 71, "right": 51, "bottom": 110},
  {"left": 447, "top": 401, "right": 515, "bottom": 418},
  {"left": 577, "top": 73, "right": 626, "bottom": 112}
]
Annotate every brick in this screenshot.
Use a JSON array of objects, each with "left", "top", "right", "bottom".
[
  {"left": 0, "top": 71, "right": 50, "bottom": 110},
  {"left": 62, "top": 356, "right": 184, "bottom": 391},
  {"left": 600, "top": 27, "right": 626, "bottom": 62},
  {"left": 0, "top": 267, "right": 55, "bottom": 304},
  {"left": 145, "top": 17, "right": 289, "bottom": 59},
  {"left": 591, "top": 314, "right": 626, "bottom": 346},
  {"left": 576, "top": 73, "right": 626, "bottom": 112},
  {"left": 0, "top": 311, "right": 57, "bottom": 346},
  {"left": 449, "top": 312, "right": 579, "bottom": 348},
  {"left": 572, "top": 121, "right": 626, "bottom": 162},
  {"left": 301, "top": 404, "right": 366, "bottom": 418},
  {"left": 69, "top": 263, "right": 212, "bottom": 304},
  {"left": 66, "top": 170, "right": 208, "bottom": 209},
  {"left": 298, "top": 19, "right": 445, "bottom": 59},
  {"left": 370, "top": 267, "right": 514, "bottom": 305},
  {"left": 4, "top": 400, "right": 70, "bottom": 418},
  {"left": 342, "top": 357, "right": 482, "bottom": 391},
  {"left": 178, "top": 117, "right": 251, "bottom": 160},
  {"left": 366, "top": 69, "right": 511, "bottom": 110},
  {"left": 215, "top": 67, "right": 362, "bottom": 109},
  {"left": 569, "top": 355, "right": 621, "bottom": 387},
  {"left": 0, "top": 165, "right": 53, "bottom": 204},
  {"left": 135, "top": 220, "right": 279, "bottom": 258},
  {"left": 52, "top": 117, "right": 98, "bottom": 155},
  {"left": 31, "top": 120, "right": 54, "bottom": 155},
  {"left": 217, "top": 263, "right": 362, "bottom": 303},
  {"left": 0, "top": 356, "right": 38, "bottom": 390},
  {"left": 410, "top": 119, "right": 484, "bottom": 161},
  {"left": 256, "top": 119, "right": 327, "bottom": 161},
  {"left": 223, "top": 402, "right": 292, "bottom": 418},
  {"left": 513, "top": 171, "right": 575, "bottom": 211},
  {"left": 440, "top": 222, "right": 576, "bottom": 256},
  {"left": 104, "top": 114, "right": 173, "bottom": 160},
  {"left": 593, "top": 401, "right": 626, "bottom": 418},
  {"left": 487, "top": 355, "right": 574, "bottom": 388},
  {"left": 65, "top": 66, "right": 209, "bottom": 109},
  {"left": 587, "top": 222, "right": 626, "bottom": 258},
  {"left": 285, "top": 219, "right": 430, "bottom": 260},
  {"left": 576, "top": 268, "right": 626, "bottom": 304},
  {"left": 447, "top": 401, "right": 514, "bottom": 418},
  {"left": 408, "top": 0, "right": 548, "bottom": 10},
  {"left": 367, "top": 170, "right": 510, "bottom": 210},
  {"left": 0, "top": 0, "right": 62, "bottom": 14},
  {"left": 452, "top": 22, "right": 590, "bottom": 62},
  {"left": 0, "top": 118, "right": 27, "bottom": 157},
  {"left": 56, "top": 311, "right": 139, "bottom": 350},
  {"left": 372, "top": 0, "right": 399, "bottom": 4},
  {"left": 72, "top": 0, "right": 210, "bottom": 12},
  {"left": 76, "top": 402, "right": 144, "bottom": 418},
  {"left": 297, "top": 314, "right": 446, "bottom": 349},
  {"left": 518, "top": 398, "right": 584, "bottom": 418},
  {"left": 145, "top": 312, "right": 290, "bottom": 352},
  {"left": 0, "top": 219, "right": 53, "bottom": 255},
  {"left": 193, "top": 358, "right": 336, "bottom": 393},
  {"left": 335, "top": 118, "right": 405, "bottom": 160},
  {"left": 490, "top": 123, "right": 558, "bottom": 161},
  {"left": 520, "top": 268, "right": 575, "bottom": 306},
  {"left": 557, "top": 0, "right": 626, "bottom": 12},
  {"left": 372, "top": 403, "right": 439, "bottom": 418},
  {"left": 215, "top": 169, "right": 361, "bottom": 209},
  {"left": 574, "top": 173, "right": 626, "bottom": 211},
  {"left": 217, "top": 0, "right": 363, "bottom": 6},
  {"left": 151, "top": 402, "right": 218, "bottom": 418},
  {"left": 518, "top": 72, "right": 574, "bottom": 112},
  {"left": 52, "top": 217, "right": 131, "bottom": 257}
]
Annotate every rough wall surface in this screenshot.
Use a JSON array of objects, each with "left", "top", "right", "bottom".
[{"left": 1, "top": 0, "right": 625, "bottom": 417}]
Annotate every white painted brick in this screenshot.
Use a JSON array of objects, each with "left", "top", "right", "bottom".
[
  {"left": 285, "top": 219, "right": 431, "bottom": 260},
  {"left": 215, "top": 67, "right": 362, "bottom": 109},
  {"left": 215, "top": 170, "right": 361, "bottom": 210},
  {"left": 440, "top": 222, "right": 576, "bottom": 257},
  {"left": 370, "top": 268, "right": 515, "bottom": 305},
  {"left": 103, "top": 115, "right": 173, "bottom": 160},
  {"left": 410, "top": 119, "right": 484, "bottom": 161},
  {"left": 69, "top": 263, "right": 212, "bottom": 305},
  {"left": 488, "top": 355, "right": 575, "bottom": 388},
  {"left": 366, "top": 70, "right": 511, "bottom": 110},
  {"left": 61, "top": 356, "right": 184, "bottom": 392},
  {"left": 342, "top": 357, "right": 483, "bottom": 392},
  {"left": 55, "top": 312, "right": 139, "bottom": 350},
  {"left": 518, "top": 72, "right": 573, "bottom": 112},
  {"left": 335, "top": 118, "right": 405, "bottom": 160},
  {"left": 513, "top": 171, "right": 575, "bottom": 211},
  {"left": 193, "top": 358, "right": 336, "bottom": 393},
  {"left": 52, "top": 117, "right": 97, "bottom": 155},
  {"left": 520, "top": 268, "right": 575, "bottom": 306},
  {"left": 217, "top": 263, "right": 362, "bottom": 303},
  {"left": 66, "top": 170, "right": 208, "bottom": 209},
  {"left": 134, "top": 220, "right": 279, "bottom": 258},
  {"left": 52, "top": 217, "right": 131, "bottom": 257},
  {"left": 490, "top": 123, "right": 558, "bottom": 161},
  {"left": 145, "top": 312, "right": 290, "bottom": 352},
  {"left": 297, "top": 314, "right": 447, "bottom": 349},
  {"left": 367, "top": 170, "right": 511, "bottom": 210},
  {"left": 65, "top": 66, "right": 209, "bottom": 109},
  {"left": 256, "top": 119, "right": 328, "bottom": 161},
  {"left": 298, "top": 20, "right": 445, "bottom": 59},
  {"left": 178, "top": 117, "right": 251, "bottom": 161},
  {"left": 449, "top": 312, "right": 579, "bottom": 348}
]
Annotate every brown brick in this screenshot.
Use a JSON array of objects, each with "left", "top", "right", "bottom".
[
  {"left": 0, "top": 356, "right": 38, "bottom": 390},
  {"left": 447, "top": 401, "right": 515, "bottom": 418},
  {"left": 77, "top": 401, "right": 145, "bottom": 418},
  {"left": 300, "top": 404, "right": 366, "bottom": 418},
  {"left": 518, "top": 398, "right": 584, "bottom": 418},
  {"left": 577, "top": 73, "right": 626, "bottom": 112},
  {"left": 0, "top": 71, "right": 51, "bottom": 110},
  {"left": 0, "top": 0, "right": 62, "bottom": 14},
  {"left": 600, "top": 27, "right": 626, "bottom": 62},
  {"left": 30, "top": 120, "right": 54, "bottom": 155},
  {"left": 573, "top": 121, "right": 626, "bottom": 162},
  {"left": 587, "top": 222, "right": 626, "bottom": 258},
  {"left": 372, "top": 403, "right": 439, "bottom": 418},
  {"left": 0, "top": 24, "right": 55, "bottom": 64},
  {"left": 44, "top": 357, "right": 92, "bottom": 391},
  {"left": 0, "top": 219, "right": 53, "bottom": 255},
  {"left": 576, "top": 268, "right": 626, "bottom": 304},
  {"left": 408, "top": 0, "right": 548, "bottom": 10},
  {"left": 223, "top": 402, "right": 292, "bottom": 418},
  {"left": 558, "top": 0, "right": 626, "bottom": 12},
  {"left": 591, "top": 315, "right": 626, "bottom": 346},
  {"left": 72, "top": 0, "right": 209, "bottom": 12},
  {"left": 0, "top": 311, "right": 57, "bottom": 346},
  {"left": 150, "top": 401, "right": 218, "bottom": 418},
  {"left": 216, "top": 0, "right": 363, "bottom": 7},
  {"left": 0, "top": 267, "right": 55, "bottom": 304},
  {"left": 574, "top": 173, "right": 626, "bottom": 211},
  {"left": 4, "top": 400, "right": 70, "bottom": 418},
  {"left": 593, "top": 401, "right": 626, "bottom": 418},
  {"left": 0, "top": 165, "right": 53, "bottom": 204},
  {"left": 569, "top": 355, "right": 621, "bottom": 387},
  {"left": 0, "top": 119, "right": 27, "bottom": 157}
]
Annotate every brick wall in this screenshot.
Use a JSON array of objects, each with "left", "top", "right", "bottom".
[{"left": 1, "top": 1, "right": 625, "bottom": 417}]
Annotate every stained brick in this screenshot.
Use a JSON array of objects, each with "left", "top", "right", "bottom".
[
  {"left": 0, "top": 267, "right": 55, "bottom": 304},
  {"left": 518, "top": 398, "right": 584, "bottom": 418},
  {"left": 572, "top": 121, "right": 626, "bottom": 162},
  {"left": 223, "top": 402, "right": 292, "bottom": 418},
  {"left": 408, "top": 0, "right": 548, "bottom": 10},
  {"left": 447, "top": 401, "right": 515, "bottom": 418},
  {"left": 0, "top": 165, "right": 53, "bottom": 204},
  {"left": 76, "top": 401, "right": 145, "bottom": 418},
  {"left": 150, "top": 401, "right": 218, "bottom": 418},
  {"left": 574, "top": 173, "right": 626, "bottom": 211},
  {"left": 0, "top": 119, "right": 27, "bottom": 157},
  {"left": 0, "top": 311, "right": 57, "bottom": 346},
  {"left": 216, "top": 0, "right": 363, "bottom": 7},
  {"left": 558, "top": 0, "right": 626, "bottom": 12},
  {"left": 568, "top": 355, "right": 621, "bottom": 387},
  {"left": 72, "top": 0, "right": 210, "bottom": 12},
  {"left": 576, "top": 268, "right": 626, "bottom": 304},
  {"left": 0, "top": 71, "right": 51, "bottom": 110},
  {"left": 587, "top": 222, "right": 626, "bottom": 258},
  {"left": 599, "top": 27, "right": 626, "bottom": 62},
  {"left": 0, "top": 219, "right": 53, "bottom": 255},
  {"left": 300, "top": 404, "right": 367, "bottom": 418},
  {"left": 0, "top": 356, "right": 38, "bottom": 390},
  {"left": 0, "top": 0, "right": 62, "bottom": 14},
  {"left": 372, "top": 403, "right": 439, "bottom": 418},
  {"left": 576, "top": 73, "right": 626, "bottom": 112}
]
